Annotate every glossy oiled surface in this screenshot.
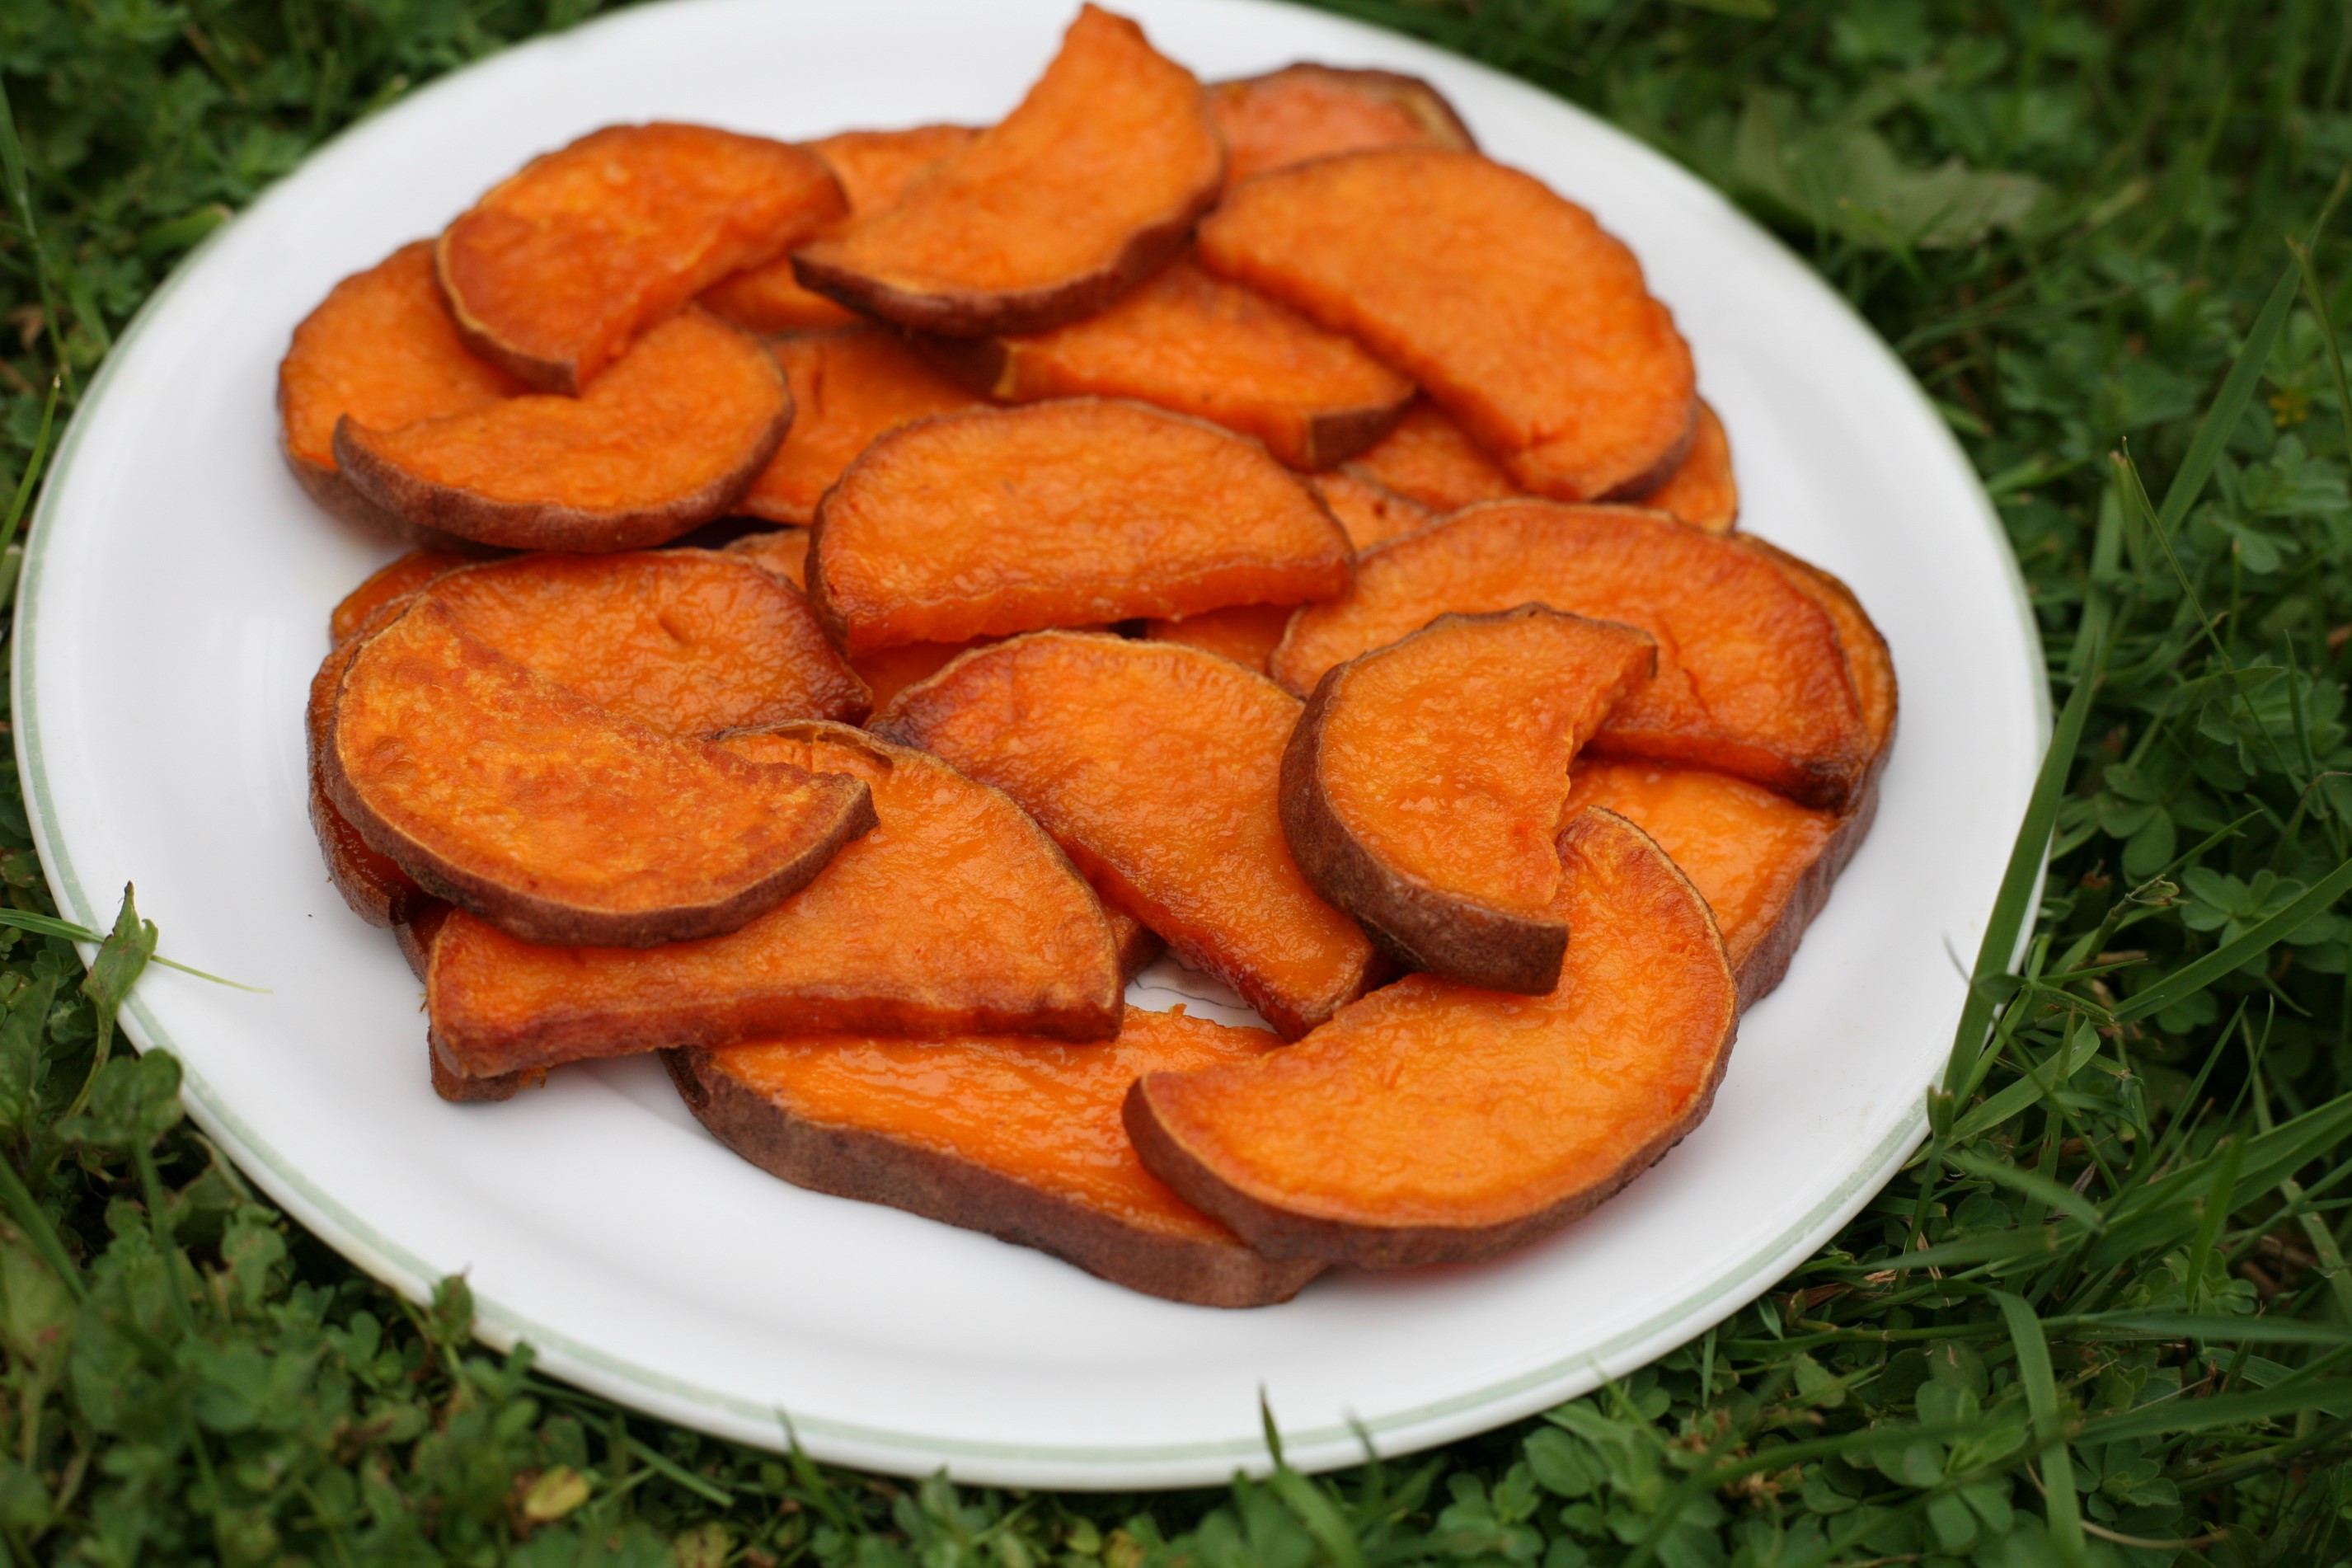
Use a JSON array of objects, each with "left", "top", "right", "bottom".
[
  {"left": 426, "top": 724, "right": 1122, "bottom": 1074},
  {"left": 1313, "top": 470, "right": 1430, "bottom": 551},
  {"left": 707, "top": 1008, "right": 1281, "bottom": 1242},
  {"left": 417, "top": 551, "right": 867, "bottom": 730},
  {"left": 1143, "top": 603, "right": 1293, "bottom": 674},
  {"left": 722, "top": 528, "right": 812, "bottom": 586},
  {"left": 1646, "top": 403, "right": 1737, "bottom": 533},
  {"left": 743, "top": 331, "right": 979, "bottom": 524},
  {"left": 1345, "top": 398, "right": 1517, "bottom": 514},
  {"left": 701, "top": 124, "right": 976, "bottom": 335},
  {"left": 328, "top": 548, "right": 473, "bottom": 645},
  {"left": 879, "top": 633, "right": 1377, "bottom": 1038},
  {"left": 1318, "top": 610, "right": 1654, "bottom": 913},
  {"left": 1201, "top": 148, "right": 1692, "bottom": 501},
  {"left": 439, "top": 123, "right": 843, "bottom": 389},
  {"left": 983, "top": 258, "right": 1411, "bottom": 468},
  {"left": 279, "top": 242, "right": 522, "bottom": 474},
  {"left": 1748, "top": 542, "right": 1896, "bottom": 757},
  {"left": 1210, "top": 64, "right": 1471, "bottom": 188},
  {"left": 793, "top": 7, "right": 1219, "bottom": 303},
  {"left": 1274, "top": 502, "right": 1868, "bottom": 809},
  {"left": 340, "top": 311, "right": 785, "bottom": 511},
  {"left": 1565, "top": 761, "right": 1833, "bottom": 971},
  {"left": 331, "top": 603, "right": 863, "bottom": 925},
  {"left": 812, "top": 400, "right": 1350, "bottom": 655},
  {"left": 1139, "top": 810, "right": 1735, "bottom": 1228}
]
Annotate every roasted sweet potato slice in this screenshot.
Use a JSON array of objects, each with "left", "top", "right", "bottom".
[
  {"left": 1125, "top": 809, "right": 1738, "bottom": 1269},
  {"left": 279, "top": 242, "right": 526, "bottom": 537},
  {"left": 1142, "top": 603, "right": 1294, "bottom": 674},
  {"left": 327, "top": 601, "right": 875, "bottom": 946},
  {"left": 1271, "top": 502, "right": 1870, "bottom": 810},
  {"left": 741, "top": 330, "right": 980, "bottom": 524},
  {"left": 395, "top": 906, "right": 547, "bottom": 1103},
  {"left": 307, "top": 631, "right": 432, "bottom": 928},
  {"left": 791, "top": 7, "right": 1222, "bottom": 336},
  {"left": 1739, "top": 538, "right": 1897, "bottom": 766},
  {"left": 1343, "top": 398, "right": 1517, "bottom": 514},
  {"left": 1284, "top": 608, "right": 1657, "bottom": 992},
  {"left": 874, "top": 632, "right": 1380, "bottom": 1038},
  {"left": 1314, "top": 469, "right": 1432, "bottom": 550},
  {"left": 811, "top": 400, "right": 1350, "bottom": 655},
  {"left": 1199, "top": 148, "right": 1696, "bottom": 501},
  {"left": 1565, "top": 761, "right": 1838, "bottom": 1009},
  {"left": 437, "top": 123, "right": 845, "bottom": 392},
  {"left": 328, "top": 548, "right": 475, "bottom": 646},
  {"left": 923, "top": 257, "right": 1412, "bottom": 468},
  {"left": 336, "top": 309, "right": 791, "bottom": 552},
  {"left": 1211, "top": 63, "right": 1475, "bottom": 189},
  {"left": 668, "top": 1007, "right": 1321, "bottom": 1307},
  {"left": 702, "top": 124, "right": 979, "bottom": 335},
  {"left": 723, "top": 528, "right": 811, "bottom": 586},
  {"left": 427, "top": 722, "right": 1123, "bottom": 1082},
  {"left": 1646, "top": 401, "right": 1737, "bottom": 533}
]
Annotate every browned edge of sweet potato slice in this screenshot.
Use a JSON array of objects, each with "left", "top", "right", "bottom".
[
  {"left": 397, "top": 905, "right": 547, "bottom": 1103},
  {"left": 1280, "top": 607, "right": 1657, "bottom": 993},
  {"left": 1124, "top": 808, "right": 1738, "bottom": 1270},
  {"left": 1645, "top": 401, "right": 1737, "bottom": 533},
  {"left": 335, "top": 310, "right": 791, "bottom": 552},
  {"left": 742, "top": 329, "right": 984, "bottom": 526},
  {"left": 307, "top": 627, "right": 432, "bottom": 927},
  {"left": 1210, "top": 63, "right": 1476, "bottom": 190},
  {"left": 663, "top": 1010, "right": 1323, "bottom": 1308},
  {"left": 326, "top": 599, "right": 876, "bottom": 946},
  {"left": 788, "top": 7, "right": 1223, "bottom": 337}
]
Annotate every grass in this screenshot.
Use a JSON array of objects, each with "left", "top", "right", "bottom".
[{"left": 5, "top": 0, "right": 2352, "bottom": 1563}]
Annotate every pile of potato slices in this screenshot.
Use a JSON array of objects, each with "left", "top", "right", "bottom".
[{"left": 287, "top": 4, "right": 1896, "bottom": 1308}]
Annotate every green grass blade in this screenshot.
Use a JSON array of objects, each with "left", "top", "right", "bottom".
[
  {"left": 2183, "top": 1136, "right": 2244, "bottom": 1309},
  {"left": 1994, "top": 1290, "right": 2086, "bottom": 1565},
  {"left": 1951, "top": 1019, "right": 2103, "bottom": 1141},
  {"left": 2114, "top": 856, "right": 2352, "bottom": 1022},
  {"left": 1945, "top": 1148, "right": 2106, "bottom": 1230},
  {"left": 2147, "top": 261, "right": 2299, "bottom": 539},
  {"left": 2065, "top": 1312, "right": 2352, "bottom": 1345},
  {"left": 2081, "top": 1378, "right": 2352, "bottom": 1444},
  {"left": 0, "top": 908, "right": 269, "bottom": 993}
]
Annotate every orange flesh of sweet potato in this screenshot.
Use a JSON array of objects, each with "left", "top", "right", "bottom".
[
  {"left": 1210, "top": 64, "right": 1476, "bottom": 189},
  {"left": 308, "top": 633, "right": 432, "bottom": 928},
  {"left": 811, "top": 400, "right": 1351, "bottom": 655},
  {"left": 723, "top": 528, "right": 812, "bottom": 587},
  {"left": 437, "top": 123, "right": 845, "bottom": 392},
  {"left": 1199, "top": 148, "right": 1695, "bottom": 501},
  {"left": 873, "top": 632, "right": 1379, "bottom": 1039},
  {"left": 329, "top": 548, "right": 475, "bottom": 646},
  {"left": 1313, "top": 469, "right": 1432, "bottom": 550},
  {"left": 1271, "top": 501, "right": 1869, "bottom": 810},
  {"left": 791, "top": 7, "right": 1222, "bottom": 336},
  {"left": 1565, "top": 760, "right": 1835, "bottom": 1007},
  {"left": 421, "top": 551, "right": 868, "bottom": 731},
  {"left": 701, "top": 124, "right": 978, "bottom": 335},
  {"left": 930, "top": 256, "right": 1412, "bottom": 469},
  {"left": 668, "top": 1007, "right": 1321, "bottom": 1307},
  {"left": 1739, "top": 538, "right": 1897, "bottom": 762},
  {"left": 1142, "top": 603, "right": 1295, "bottom": 674},
  {"left": 1284, "top": 608, "right": 1656, "bottom": 991},
  {"left": 426, "top": 721, "right": 1123, "bottom": 1078},
  {"left": 1125, "top": 809, "right": 1737, "bottom": 1269},
  {"left": 327, "top": 601, "right": 875, "bottom": 946},
  {"left": 1645, "top": 401, "right": 1737, "bottom": 533},
  {"left": 742, "top": 330, "right": 980, "bottom": 524},
  {"left": 1343, "top": 398, "right": 1518, "bottom": 514},
  {"left": 336, "top": 309, "right": 790, "bottom": 552}
]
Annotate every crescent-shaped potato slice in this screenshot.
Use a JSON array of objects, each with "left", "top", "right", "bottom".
[
  {"left": 1646, "top": 401, "right": 1739, "bottom": 533},
  {"left": 923, "top": 256, "right": 1413, "bottom": 469},
  {"left": 809, "top": 400, "right": 1350, "bottom": 655},
  {"left": 1125, "top": 809, "right": 1738, "bottom": 1270},
  {"left": 1199, "top": 148, "right": 1695, "bottom": 501},
  {"left": 791, "top": 7, "right": 1222, "bottom": 336},
  {"left": 873, "top": 632, "right": 1382, "bottom": 1039},
  {"left": 1210, "top": 63, "right": 1476, "bottom": 189},
  {"left": 426, "top": 722, "right": 1124, "bottom": 1083},
  {"left": 1342, "top": 397, "right": 1519, "bottom": 514},
  {"left": 326, "top": 601, "right": 875, "bottom": 947},
  {"left": 336, "top": 309, "right": 791, "bottom": 552},
  {"left": 741, "top": 329, "right": 981, "bottom": 525},
  {"left": 1283, "top": 608, "right": 1657, "bottom": 992},
  {"left": 667, "top": 1007, "right": 1322, "bottom": 1308},
  {"left": 1271, "top": 501, "right": 1871, "bottom": 810},
  {"left": 436, "top": 123, "right": 845, "bottom": 392}
]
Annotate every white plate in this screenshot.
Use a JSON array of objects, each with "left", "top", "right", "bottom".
[{"left": 15, "top": 0, "right": 2045, "bottom": 1490}]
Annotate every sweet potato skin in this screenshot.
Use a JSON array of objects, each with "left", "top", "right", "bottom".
[
  {"left": 307, "top": 634, "right": 432, "bottom": 927},
  {"left": 1343, "top": 398, "right": 1518, "bottom": 514},
  {"left": 329, "top": 549, "right": 476, "bottom": 646},
  {"left": 872, "top": 631, "right": 1382, "bottom": 1039},
  {"left": 1125, "top": 810, "right": 1738, "bottom": 1269},
  {"left": 922, "top": 257, "right": 1413, "bottom": 469},
  {"left": 425, "top": 721, "right": 1124, "bottom": 1079},
  {"left": 808, "top": 399, "right": 1352, "bottom": 655},
  {"left": 664, "top": 1009, "right": 1322, "bottom": 1308},
  {"left": 790, "top": 7, "right": 1223, "bottom": 337},
  {"left": 1199, "top": 148, "right": 1695, "bottom": 502},
  {"left": 1271, "top": 501, "right": 1870, "bottom": 810},
  {"left": 336, "top": 310, "right": 791, "bottom": 552},
  {"left": 1646, "top": 402, "right": 1737, "bottom": 533},
  {"left": 1281, "top": 608, "right": 1657, "bottom": 993},
  {"left": 326, "top": 600, "right": 876, "bottom": 947},
  {"left": 1312, "top": 469, "right": 1431, "bottom": 551},
  {"left": 1211, "top": 63, "right": 1476, "bottom": 189},
  {"left": 436, "top": 123, "right": 846, "bottom": 393},
  {"left": 743, "top": 330, "right": 980, "bottom": 526}
]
